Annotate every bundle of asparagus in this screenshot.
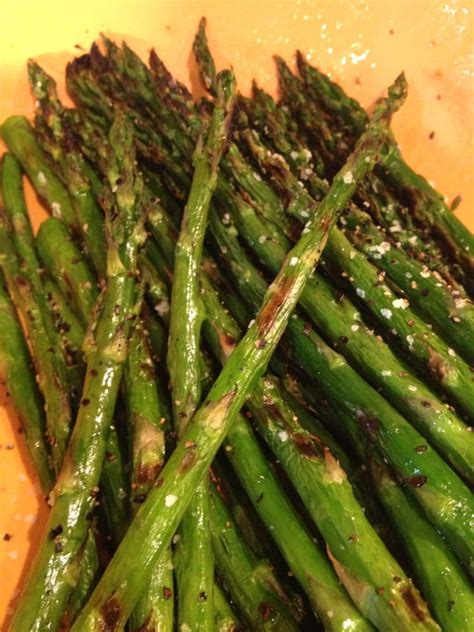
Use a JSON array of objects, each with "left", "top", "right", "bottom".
[{"left": 1, "top": 18, "right": 473, "bottom": 632}]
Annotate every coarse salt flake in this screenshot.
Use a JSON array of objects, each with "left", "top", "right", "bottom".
[
  {"left": 278, "top": 430, "right": 289, "bottom": 442},
  {"left": 343, "top": 171, "right": 354, "bottom": 184},
  {"left": 289, "top": 257, "right": 299, "bottom": 266},
  {"left": 356, "top": 288, "right": 366, "bottom": 299},
  {"left": 165, "top": 494, "right": 178, "bottom": 507},
  {"left": 392, "top": 298, "right": 408, "bottom": 309},
  {"left": 381, "top": 370, "right": 392, "bottom": 377},
  {"left": 408, "top": 385, "right": 418, "bottom": 392},
  {"left": 380, "top": 308, "right": 392, "bottom": 319}
]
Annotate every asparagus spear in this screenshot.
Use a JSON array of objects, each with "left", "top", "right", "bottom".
[
  {"left": 369, "top": 459, "right": 474, "bottom": 632},
  {"left": 1, "top": 117, "right": 77, "bottom": 232},
  {"left": 70, "top": 88, "right": 385, "bottom": 630},
  {"left": 167, "top": 69, "right": 236, "bottom": 631},
  {"left": 0, "top": 159, "right": 73, "bottom": 469},
  {"left": 0, "top": 270, "right": 53, "bottom": 492},
  {"left": 125, "top": 321, "right": 173, "bottom": 632},
  {"left": 343, "top": 207, "right": 474, "bottom": 364},
  {"left": 10, "top": 114, "right": 145, "bottom": 632},
  {"left": 28, "top": 61, "right": 108, "bottom": 277},
  {"left": 213, "top": 581, "right": 241, "bottom": 632},
  {"left": 37, "top": 217, "right": 98, "bottom": 324},
  {"left": 197, "top": 273, "right": 372, "bottom": 630},
  {"left": 209, "top": 484, "right": 300, "bottom": 631}
]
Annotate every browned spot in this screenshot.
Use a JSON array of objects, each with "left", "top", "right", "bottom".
[
  {"left": 355, "top": 409, "right": 380, "bottom": 439},
  {"left": 256, "top": 275, "right": 294, "bottom": 338},
  {"left": 137, "top": 462, "right": 162, "bottom": 485},
  {"left": 258, "top": 601, "right": 273, "bottom": 621},
  {"left": 401, "top": 585, "right": 426, "bottom": 622},
  {"left": 163, "top": 586, "right": 173, "bottom": 599},
  {"left": 407, "top": 475, "right": 428, "bottom": 487},
  {"left": 101, "top": 595, "right": 122, "bottom": 630},
  {"left": 427, "top": 348, "right": 449, "bottom": 382},
  {"left": 292, "top": 432, "right": 324, "bottom": 459},
  {"left": 178, "top": 448, "right": 197, "bottom": 475},
  {"left": 415, "top": 445, "right": 427, "bottom": 454},
  {"left": 219, "top": 332, "right": 237, "bottom": 357}
]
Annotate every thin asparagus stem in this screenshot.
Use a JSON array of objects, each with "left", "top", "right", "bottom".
[
  {"left": 167, "top": 69, "right": 235, "bottom": 631},
  {"left": 0, "top": 270, "right": 53, "bottom": 492},
  {"left": 209, "top": 484, "right": 300, "bottom": 631}
]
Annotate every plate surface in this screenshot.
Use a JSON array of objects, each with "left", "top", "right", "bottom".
[{"left": 0, "top": 0, "right": 472, "bottom": 624}]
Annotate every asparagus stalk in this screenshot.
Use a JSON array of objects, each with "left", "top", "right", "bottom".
[
  {"left": 0, "top": 271, "right": 53, "bottom": 492},
  {"left": 10, "top": 114, "right": 145, "bottom": 632},
  {"left": 343, "top": 207, "right": 474, "bottom": 364},
  {"left": 209, "top": 485, "right": 300, "bottom": 631},
  {"left": 213, "top": 581, "right": 241, "bottom": 632},
  {"left": 37, "top": 217, "right": 98, "bottom": 324},
  {"left": 167, "top": 69, "right": 236, "bottom": 631},
  {"left": 369, "top": 458, "right": 474, "bottom": 632},
  {"left": 70, "top": 90, "right": 383, "bottom": 630},
  {"left": 0, "top": 159, "right": 73, "bottom": 469},
  {"left": 1, "top": 117, "right": 77, "bottom": 233},
  {"left": 44, "top": 275, "right": 86, "bottom": 370},
  {"left": 125, "top": 321, "right": 173, "bottom": 632}
]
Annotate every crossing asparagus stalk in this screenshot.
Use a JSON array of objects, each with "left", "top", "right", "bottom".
[
  {"left": 10, "top": 114, "right": 145, "bottom": 632},
  {"left": 167, "top": 69, "right": 235, "bottom": 631},
  {"left": 213, "top": 159, "right": 473, "bottom": 481}
]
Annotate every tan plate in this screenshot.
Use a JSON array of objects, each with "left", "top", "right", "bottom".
[{"left": 0, "top": 0, "right": 472, "bottom": 624}]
